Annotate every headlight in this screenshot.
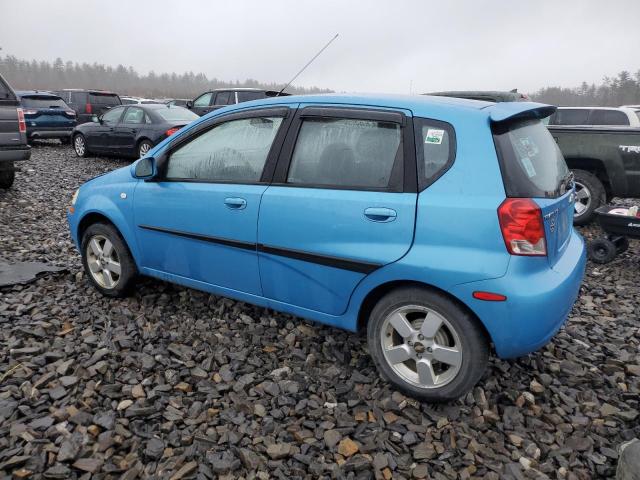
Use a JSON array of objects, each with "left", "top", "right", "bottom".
[{"left": 71, "top": 189, "right": 79, "bottom": 206}]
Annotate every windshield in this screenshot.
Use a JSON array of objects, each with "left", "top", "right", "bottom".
[
  {"left": 155, "top": 106, "right": 199, "bottom": 123},
  {"left": 493, "top": 119, "right": 569, "bottom": 198},
  {"left": 237, "top": 91, "right": 266, "bottom": 102},
  {"left": 21, "top": 96, "right": 67, "bottom": 108}
]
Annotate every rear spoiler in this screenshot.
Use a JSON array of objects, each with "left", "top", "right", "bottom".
[{"left": 487, "top": 102, "right": 556, "bottom": 123}]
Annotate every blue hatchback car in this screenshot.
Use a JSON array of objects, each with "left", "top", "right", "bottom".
[{"left": 67, "top": 94, "right": 586, "bottom": 401}]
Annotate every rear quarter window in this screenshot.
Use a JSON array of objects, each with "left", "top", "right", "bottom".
[
  {"left": 493, "top": 119, "right": 569, "bottom": 198},
  {"left": 414, "top": 118, "right": 455, "bottom": 190}
]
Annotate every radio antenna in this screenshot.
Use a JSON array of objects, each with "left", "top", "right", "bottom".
[{"left": 277, "top": 33, "right": 339, "bottom": 96}]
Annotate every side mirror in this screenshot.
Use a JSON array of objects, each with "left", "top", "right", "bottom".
[
  {"left": 91, "top": 115, "right": 100, "bottom": 123},
  {"left": 132, "top": 156, "right": 156, "bottom": 179},
  {"left": 186, "top": 100, "right": 193, "bottom": 109}
]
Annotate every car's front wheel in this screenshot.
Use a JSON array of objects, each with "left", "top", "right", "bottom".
[
  {"left": 73, "top": 134, "right": 89, "bottom": 158},
  {"left": 81, "top": 222, "right": 137, "bottom": 297},
  {"left": 367, "top": 287, "right": 489, "bottom": 402}
]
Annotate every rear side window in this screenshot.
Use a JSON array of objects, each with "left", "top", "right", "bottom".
[
  {"left": 237, "top": 91, "right": 266, "bottom": 103},
  {"left": 166, "top": 116, "right": 283, "bottom": 183},
  {"left": 287, "top": 118, "right": 403, "bottom": 190},
  {"left": 550, "top": 109, "right": 589, "bottom": 125},
  {"left": 214, "top": 92, "right": 233, "bottom": 105},
  {"left": 414, "top": 118, "right": 455, "bottom": 189},
  {"left": 493, "top": 119, "right": 569, "bottom": 199},
  {"left": 589, "top": 109, "right": 630, "bottom": 126},
  {"left": 20, "top": 96, "right": 68, "bottom": 108},
  {"left": 89, "top": 93, "right": 120, "bottom": 106}
]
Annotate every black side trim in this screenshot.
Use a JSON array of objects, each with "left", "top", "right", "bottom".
[
  {"left": 138, "top": 225, "right": 255, "bottom": 251},
  {"left": 257, "top": 243, "right": 381, "bottom": 274},
  {"left": 137, "top": 224, "right": 381, "bottom": 274}
]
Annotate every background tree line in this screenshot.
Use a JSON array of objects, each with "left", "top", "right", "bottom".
[
  {"left": 0, "top": 55, "right": 331, "bottom": 98},
  {"left": 530, "top": 70, "right": 640, "bottom": 106}
]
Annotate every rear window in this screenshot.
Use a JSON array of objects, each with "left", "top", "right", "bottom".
[
  {"left": 589, "top": 109, "right": 630, "bottom": 126},
  {"left": 493, "top": 119, "right": 570, "bottom": 199},
  {"left": 155, "top": 107, "right": 199, "bottom": 123},
  {"left": 549, "top": 109, "right": 589, "bottom": 125},
  {"left": 89, "top": 93, "right": 121, "bottom": 106},
  {"left": 20, "top": 96, "right": 68, "bottom": 108},
  {"left": 237, "top": 91, "right": 266, "bottom": 103}
]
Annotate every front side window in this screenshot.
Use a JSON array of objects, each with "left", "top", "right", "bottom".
[
  {"left": 414, "top": 118, "right": 454, "bottom": 189},
  {"left": 193, "top": 93, "right": 212, "bottom": 107},
  {"left": 165, "top": 116, "right": 284, "bottom": 182},
  {"left": 287, "top": 117, "right": 402, "bottom": 190},
  {"left": 123, "top": 107, "right": 145, "bottom": 124},
  {"left": 101, "top": 107, "right": 124, "bottom": 124}
]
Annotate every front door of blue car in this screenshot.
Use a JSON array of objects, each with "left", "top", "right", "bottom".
[
  {"left": 257, "top": 106, "right": 418, "bottom": 316},
  {"left": 132, "top": 106, "right": 293, "bottom": 295}
]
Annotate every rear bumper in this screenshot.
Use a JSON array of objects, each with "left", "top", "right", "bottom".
[
  {"left": 0, "top": 145, "right": 31, "bottom": 164},
  {"left": 27, "top": 127, "right": 74, "bottom": 139},
  {"left": 452, "top": 230, "right": 586, "bottom": 358}
]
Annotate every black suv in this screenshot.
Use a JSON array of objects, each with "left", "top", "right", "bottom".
[
  {"left": 54, "top": 89, "right": 122, "bottom": 124},
  {"left": 0, "top": 73, "right": 30, "bottom": 189},
  {"left": 186, "top": 88, "right": 285, "bottom": 116}
]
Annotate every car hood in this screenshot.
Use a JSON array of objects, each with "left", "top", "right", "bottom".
[{"left": 83, "top": 164, "right": 133, "bottom": 188}]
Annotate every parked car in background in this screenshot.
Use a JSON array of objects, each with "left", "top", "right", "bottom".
[
  {"left": 72, "top": 104, "right": 198, "bottom": 159},
  {"left": 187, "top": 88, "right": 286, "bottom": 116},
  {"left": 164, "top": 98, "right": 190, "bottom": 108},
  {"left": 16, "top": 91, "right": 76, "bottom": 144},
  {"left": 547, "top": 125, "right": 640, "bottom": 224},
  {"left": 0, "top": 73, "right": 30, "bottom": 188},
  {"left": 426, "top": 89, "right": 529, "bottom": 102},
  {"left": 54, "top": 89, "right": 122, "bottom": 124},
  {"left": 67, "top": 94, "right": 585, "bottom": 401},
  {"left": 120, "top": 96, "right": 160, "bottom": 105},
  {"left": 548, "top": 107, "right": 640, "bottom": 127}
]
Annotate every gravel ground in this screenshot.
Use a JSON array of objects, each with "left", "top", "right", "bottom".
[{"left": 0, "top": 143, "right": 638, "bottom": 480}]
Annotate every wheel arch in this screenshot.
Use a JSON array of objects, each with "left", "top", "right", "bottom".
[
  {"left": 356, "top": 279, "right": 492, "bottom": 346},
  {"left": 566, "top": 158, "right": 611, "bottom": 197},
  {"left": 77, "top": 210, "right": 139, "bottom": 268}
]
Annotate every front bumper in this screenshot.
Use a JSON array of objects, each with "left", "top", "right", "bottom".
[{"left": 452, "top": 230, "right": 586, "bottom": 358}]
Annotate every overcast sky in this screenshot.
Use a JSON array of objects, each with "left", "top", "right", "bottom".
[{"left": 2, "top": 0, "right": 639, "bottom": 95}]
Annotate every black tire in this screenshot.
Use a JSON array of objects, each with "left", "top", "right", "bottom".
[
  {"left": 137, "top": 139, "right": 153, "bottom": 159},
  {"left": 614, "top": 236, "right": 630, "bottom": 254},
  {"left": 367, "top": 286, "right": 489, "bottom": 402},
  {"left": 73, "top": 134, "right": 89, "bottom": 158},
  {"left": 0, "top": 166, "right": 15, "bottom": 189},
  {"left": 572, "top": 169, "right": 605, "bottom": 226},
  {"left": 81, "top": 222, "right": 137, "bottom": 297},
  {"left": 588, "top": 238, "right": 617, "bottom": 264}
]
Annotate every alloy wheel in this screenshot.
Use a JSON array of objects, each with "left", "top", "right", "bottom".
[
  {"left": 380, "top": 305, "right": 462, "bottom": 389},
  {"left": 139, "top": 142, "right": 151, "bottom": 158},
  {"left": 574, "top": 181, "right": 591, "bottom": 217},
  {"left": 74, "top": 136, "right": 85, "bottom": 156},
  {"left": 85, "top": 234, "right": 121, "bottom": 289}
]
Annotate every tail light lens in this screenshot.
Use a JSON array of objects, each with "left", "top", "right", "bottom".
[
  {"left": 65, "top": 110, "right": 76, "bottom": 117},
  {"left": 498, "top": 198, "right": 546, "bottom": 256},
  {"left": 85, "top": 103, "right": 92, "bottom": 114},
  {"left": 165, "top": 127, "right": 180, "bottom": 137},
  {"left": 17, "top": 108, "right": 26, "bottom": 133},
  {"left": 23, "top": 109, "right": 38, "bottom": 115}
]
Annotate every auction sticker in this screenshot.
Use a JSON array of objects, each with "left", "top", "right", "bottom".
[{"left": 425, "top": 129, "right": 444, "bottom": 144}]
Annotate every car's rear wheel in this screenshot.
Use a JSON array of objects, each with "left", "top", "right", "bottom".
[
  {"left": 81, "top": 222, "right": 137, "bottom": 297},
  {"left": 572, "top": 169, "right": 605, "bottom": 226},
  {"left": 367, "top": 287, "right": 489, "bottom": 402},
  {"left": 0, "top": 164, "right": 15, "bottom": 189},
  {"left": 138, "top": 140, "right": 153, "bottom": 159},
  {"left": 74, "top": 134, "right": 89, "bottom": 158}
]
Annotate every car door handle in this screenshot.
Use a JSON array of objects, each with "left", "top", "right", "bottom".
[
  {"left": 224, "top": 197, "right": 247, "bottom": 210},
  {"left": 364, "top": 207, "right": 397, "bottom": 222}
]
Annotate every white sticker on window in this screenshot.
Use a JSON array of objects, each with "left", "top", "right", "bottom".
[
  {"left": 521, "top": 157, "right": 536, "bottom": 178},
  {"left": 425, "top": 129, "right": 444, "bottom": 145}
]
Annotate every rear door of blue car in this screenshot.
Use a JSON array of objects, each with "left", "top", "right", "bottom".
[{"left": 257, "top": 105, "right": 418, "bottom": 316}]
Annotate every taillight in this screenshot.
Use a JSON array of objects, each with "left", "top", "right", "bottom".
[
  {"left": 497, "top": 198, "right": 546, "bottom": 256},
  {"left": 65, "top": 110, "right": 76, "bottom": 117},
  {"left": 85, "top": 103, "right": 92, "bottom": 114},
  {"left": 23, "top": 109, "right": 38, "bottom": 115},
  {"left": 165, "top": 127, "right": 180, "bottom": 136},
  {"left": 17, "top": 108, "right": 26, "bottom": 133}
]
